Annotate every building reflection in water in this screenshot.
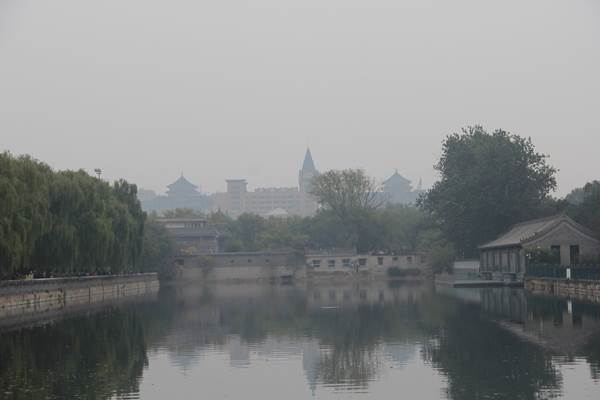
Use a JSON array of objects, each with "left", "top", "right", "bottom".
[{"left": 5, "top": 282, "right": 600, "bottom": 399}]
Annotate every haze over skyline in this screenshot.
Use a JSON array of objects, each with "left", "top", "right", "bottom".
[{"left": 1, "top": 0, "right": 599, "bottom": 196}]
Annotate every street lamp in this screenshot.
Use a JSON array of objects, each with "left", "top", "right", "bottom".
[{"left": 94, "top": 168, "right": 102, "bottom": 179}]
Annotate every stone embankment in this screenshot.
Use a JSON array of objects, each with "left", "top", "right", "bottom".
[
  {"left": 0, "top": 273, "right": 159, "bottom": 323},
  {"left": 526, "top": 278, "right": 600, "bottom": 303}
]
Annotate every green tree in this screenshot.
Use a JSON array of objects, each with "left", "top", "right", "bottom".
[
  {"left": 140, "top": 219, "right": 175, "bottom": 278},
  {"left": 311, "top": 169, "right": 383, "bottom": 252},
  {"left": 0, "top": 152, "right": 150, "bottom": 279},
  {"left": 420, "top": 126, "right": 557, "bottom": 257},
  {"left": 162, "top": 208, "right": 205, "bottom": 219},
  {"left": 227, "top": 213, "right": 266, "bottom": 252},
  {"left": 567, "top": 181, "right": 600, "bottom": 236}
]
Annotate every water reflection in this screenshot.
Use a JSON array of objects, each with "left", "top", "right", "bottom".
[{"left": 4, "top": 283, "right": 600, "bottom": 399}]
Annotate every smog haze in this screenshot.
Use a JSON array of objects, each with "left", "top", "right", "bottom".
[{"left": 1, "top": 0, "right": 599, "bottom": 195}]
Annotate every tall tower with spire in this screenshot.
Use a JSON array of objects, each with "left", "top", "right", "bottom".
[
  {"left": 299, "top": 148, "right": 318, "bottom": 194},
  {"left": 299, "top": 148, "right": 319, "bottom": 216}
]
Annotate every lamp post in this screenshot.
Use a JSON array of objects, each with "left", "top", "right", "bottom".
[{"left": 94, "top": 168, "right": 102, "bottom": 179}]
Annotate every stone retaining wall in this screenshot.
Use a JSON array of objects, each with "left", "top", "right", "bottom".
[
  {"left": 525, "top": 277, "right": 600, "bottom": 303},
  {"left": 0, "top": 274, "right": 159, "bottom": 320}
]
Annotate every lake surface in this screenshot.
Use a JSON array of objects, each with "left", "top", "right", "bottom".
[{"left": 3, "top": 281, "right": 600, "bottom": 399}]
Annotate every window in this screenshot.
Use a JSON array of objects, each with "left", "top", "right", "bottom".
[
  {"left": 265, "top": 258, "right": 270, "bottom": 263},
  {"left": 407, "top": 256, "right": 413, "bottom": 264},
  {"left": 175, "top": 259, "right": 184, "bottom": 266},
  {"left": 342, "top": 259, "right": 351, "bottom": 268},
  {"left": 312, "top": 260, "right": 321, "bottom": 268},
  {"left": 247, "top": 259, "right": 252, "bottom": 264},
  {"left": 230, "top": 259, "right": 235, "bottom": 264},
  {"left": 420, "top": 255, "right": 427, "bottom": 264},
  {"left": 328, "top": 259, "right": 336, "bottom": 268},
  {"left": 378, "top": 257, "right": 384, "bottom": 266},
  {"left": 392, "top": 256, "right": 399, "bottom": 261},
  {"left": 570, "top": 245, "right": 580, "bottom": 265},
  {"left": 329, "top": 290, "right": 336, "bottom": 301},
  {"left": 359, "top": 258, "right": 367, "bottom": 266}
]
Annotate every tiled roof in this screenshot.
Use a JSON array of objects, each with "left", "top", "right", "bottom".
[
  {"left": 167, "top": 175, "right": 198, "bottom": 190},
  {"left": 479, "top": 214, "right": 598, "bottom": 250},
  {"left": 383, "top": 170, "right": 411, "bottom": 185}
]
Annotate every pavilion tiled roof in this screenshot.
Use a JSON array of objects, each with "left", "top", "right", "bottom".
[{"left": 479, "top": 214, "right": 598, "bottom": 250}]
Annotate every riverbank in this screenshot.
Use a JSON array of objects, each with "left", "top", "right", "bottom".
[
  {"left": 0, "top": 274, "right": 159, "bottom": 323},
  {"left": 525, "top": 277, "right": 600, "bottom": 303}
]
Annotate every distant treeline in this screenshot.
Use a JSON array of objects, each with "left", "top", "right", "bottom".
[
  {"left": 0, "top": 152, "right": 170, "bottom": 279},
  {"left": 158, "top": 203, "right": 455, "bottom": 274}
]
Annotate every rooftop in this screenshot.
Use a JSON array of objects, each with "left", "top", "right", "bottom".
[
  {"left": 479, "top": 214, "right": 598, "bottom": 250},
  {"left": 302, "top": 148, "right": 317, "bottom": 172},
  {"left": 383, "top": 170, "right": 412, "bottom": 186},
  {"left": 167, "top": 175, "right": 199, "bottom": 191}
]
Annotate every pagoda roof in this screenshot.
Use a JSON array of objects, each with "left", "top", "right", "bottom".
[
  {"left": 383, "top": 170, "right": 411, "bottom": 185},
  {"left": 167, "top": 175, "right": 198, "bottom": 191}
]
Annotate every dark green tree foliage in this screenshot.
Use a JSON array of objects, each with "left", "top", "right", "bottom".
[
  {"left": 139, "top": 219, "right": 176, "bottom": 278},
  {"left": 0, "top": 306, "right": 156, "bottom": 400},
  {"left": 420, "top": 126, "right": 557, "bottom": 257},
  {"left": 0, "top": 152, "right": 149, "bottom": 278},
  {"left": 567, "top": 181, "right": 600, "bottom": 236},
  {"left": 220, "top": 205, "right": 444, "bottom": 259}
]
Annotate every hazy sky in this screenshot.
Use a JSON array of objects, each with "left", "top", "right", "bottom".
[{"left": 1, "top": 0, "right": 599, "bottom": 195}]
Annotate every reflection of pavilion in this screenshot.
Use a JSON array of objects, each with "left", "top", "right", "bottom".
[{"left": 443, "top": 287, "right": 600, "bottom": 357}]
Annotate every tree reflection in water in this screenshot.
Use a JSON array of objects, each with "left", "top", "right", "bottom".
[
  {"left": 422, "top": 300, "right": 561, "bottom": 400},
  {"left": 0, "top": 307, "right": 151, "bottom": 399},
  {"left": 7, "top": 283, "right": 600, "bottom": 399}
]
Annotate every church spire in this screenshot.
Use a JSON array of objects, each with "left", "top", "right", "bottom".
[{"left": 302, "top": 148, "right": 316, "bottom": 171}]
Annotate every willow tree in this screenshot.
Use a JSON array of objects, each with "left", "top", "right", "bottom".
[{"left": 0, "top": 152, "right": 150, "bottom": 279}]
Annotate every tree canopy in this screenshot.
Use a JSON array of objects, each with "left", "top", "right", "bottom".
[
  {"left": 567, "top": 181, "right": 600, "bottom": 236},
  {"left": 0, "top": 152, "right": 167, "bottom": 279},
  {"left": 419, "top": 126, "right": 558, "bottom": 257}
]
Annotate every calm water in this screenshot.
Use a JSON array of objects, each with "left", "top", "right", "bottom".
[{"left": 3, "top": 282, "right": 600, "bottom": 399}]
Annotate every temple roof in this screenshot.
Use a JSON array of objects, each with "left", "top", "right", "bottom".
[
  {"left": 383, "top": 170, "right": 411, "bottom": 186},
  {"left": 302, "top": 148, "right": 317, "bottom": 171},
  {"left": 167, "top": 175, "right": 198, "bottom": 191}
]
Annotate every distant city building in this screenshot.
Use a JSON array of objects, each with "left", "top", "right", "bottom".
[
  {"left": 380, "top": 170, "right": 424, "bottom": 205},
  {"left": 212, "top": 149, "right": 319, "bottom": 218},
  {"left": 139, "top": 149, "right": 422, "bottom": 217}
]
